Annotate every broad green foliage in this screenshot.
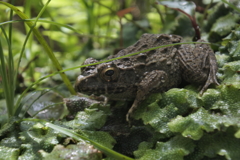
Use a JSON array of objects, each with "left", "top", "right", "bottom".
[
  {"left": 77, "top": 131, "right": 116, "bottom": 149},
  {"left": 64, "top": 108, "right": 108, "bottom": 130},
  {"left": 18, "top": 144, "right": 40, "bottom": 160},
  {"left": 40, "top": 142, "right": 102, "bottom": 160},
  {"left": 21, "top": 91, "right": 65, "bottom": 119},
  {"left": 19, "top": 122, "right": 62, "bottom": 152},
  {"left": 134, "top": 89, "right": 200, "bottom": 135},
  {"left": 187, "top": 128, "right": 240, "bottom": 160},
  {"left": 224, "top": 29, "right": 240, "bottom": 61},
  {"left": 204, "top": 3, "right": 230, "bottom": 32},
  {"left": 0, "top": 119, "right": 117, "bottom": 159},
  {"left": 137, "top": 136, "right": 195, "bottom": 160},
  {"left": 210, "top": 13, "right": 240, "bottom": 37},
  {"left": 0, "top": 146, "right": 19, "bottom": 160},
  {"left": 133, "top": 84, "right": 240, "bottom": 159},
  {"left": 206, "top": 2, "right": 238, "bottom": 42}
]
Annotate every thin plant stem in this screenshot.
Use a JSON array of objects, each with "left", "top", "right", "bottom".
[
  {"left": 0, "top": 19, "right": 82, "bottom": 34},
  {"left": 14, "top": 0, "right": 51, "bottom": 114},
  {"left": 8, "top": 0, "right": 15, "bottom": 117},
  {"left": 0, "top": 29, "right": 13, "bottom": 117},
  {"left": 221, "top": 0, "right": 240, "bottom": 13}
]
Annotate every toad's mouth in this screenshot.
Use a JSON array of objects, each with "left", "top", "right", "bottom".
[
  {"left": 75, "top": 75, "right": 138, "bottom": 96},
  {"left": 76, "top": 84, "right": 133, "bottom": 95}
]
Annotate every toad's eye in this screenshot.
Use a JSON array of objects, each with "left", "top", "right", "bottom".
[
  {"left": 105, "top": 69, "right": 114, "bottom": 76},
  {"left": 99, "top": 64, "right": 119, "bottom": 82}
]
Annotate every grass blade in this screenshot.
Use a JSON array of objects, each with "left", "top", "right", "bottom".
[
  {"left": 0, "top": 27, "right": 14, "bottom": 117},
  {"left": 45, "top": 122, "right": 134, "bottom": 160},
  {"left": 0, "top": 1, "right": 76, "bottom": 95},
  {"left": 221, "top": 0, "right": 240, "bottom": 13}
]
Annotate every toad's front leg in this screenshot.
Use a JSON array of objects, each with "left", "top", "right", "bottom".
[{"left": 126, "top": 70, "right": 169, "bottom": 122}]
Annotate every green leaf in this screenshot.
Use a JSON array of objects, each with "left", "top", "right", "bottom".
[
  {"left": 77, "top": 131, "right": 116, "bottom": 149},
  {"left": 136, "top": 89, "right": 200, "bottom": 134},
  {"left": 222, "top": 61, "right": 240, "bottom": 84},
  {"left": 157, "top": 1, "right": 196, "bottom": 17},
  {"left": 0, "top": 117, "right": 18, "bottom": 137},
  {"left": 187, "top": 128, "right": 240, "bottom": 160},
  {"left": 169, "top": 103, "right": 240, "bottom": 141},
  {"left": 168, "top": 108, "right": 221, "bottom": 140},
  {"left": 133, "top": 141, "right": 154, "bottom": 158},
  {"left": 201, "top": 89, "right": 221, "bottom": 110},
  {"left": 234, "top": 129, "right": 240, "bottom": 138},
  {"left": 44, "top": 122, "right": 134, "bottom": 160},
  {"left": 18, "top": 144, "right": 40, "bottom": 160},
  {"left": 221, "top": 0, "right": 240, "bottom": 13},
  {"left": 137, "top": 135, "right": 194, "bottom": 160},
  {"left": 218, "top": 26, "right": 240, "bottom": 60},
  {"left": 0, "top": 146, "right": 19, "bottom": 160},
  {"left": 40, "top": 142, "right": 102, "bottom": 160},
  {"left": 225, "top": 27, "right": 240, "bottom": 58},
  {"left": 22, "top": 91, "right": 65, "bottom": 120},
  {"left": 218, "top": 83, "right": 240, "bottom": 117},
  {"left": 19, "top": 122, "right": 62, "bottom": 153},
  {"left": 204, "top": 3, "right": 230, "bottom": 32},
  {"left": 210, "top": 13, "right": 240, "bottom": 37},
  {"left": 63, "top": 103, "right": 110, "bottom": 130},
  {"left": 0, "top": 132, "right": 21, "bottom": 149}
]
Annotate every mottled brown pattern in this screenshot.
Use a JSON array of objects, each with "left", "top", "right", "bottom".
[{"left": 75, "top": 34, "right": 219, "bottom": 121}]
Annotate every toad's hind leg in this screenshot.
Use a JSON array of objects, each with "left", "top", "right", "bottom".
[
  {"left": 199, "top": 49, "right": 219, "bottom": 94},
  {"left": 177, "top": 41, "right": 219, "bottom": 94},
  {"left": 126, "top": 70, "right": 168, "bottom": 122}
]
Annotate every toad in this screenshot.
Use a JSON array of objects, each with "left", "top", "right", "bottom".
[{"left": 75, "top": 34, "right": 219, "bottom": 121}]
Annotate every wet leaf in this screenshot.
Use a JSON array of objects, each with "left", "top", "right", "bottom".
[
  {"left": 225, "top": 27, "right": 240, "bottom": 60},
  {"left": 210, "top": 13, "right": 240, "bottom": 37},
  {"left": 0, "top": 146, "right": 19, "bottom": 160},
  {"left": 228, "top": 41, "right": 240, "bottom": 59},
  {"left": 40, "top": 142, "right": 102, "bottom": 160},
  {"left": 187, "top": 128, "right": 240, "bottom": 160},
  {"left": 63, "top": 103, "right": 110, "bottom": 130},
  {"left": 137, "top": 135, "right": 194, "bottom": 160},
  {"left": 168, "top": 108, "right": 223, "bottom": 140},
  {"left": 157, "top": 1, "right": 196, "bottom": 16},
  {"left": 215, "top": 53, "right": 231, "bottom": 68},
  {"left": 19, "top": 122, "right": 62, "bottom": 153},
  {"left": 169, "top": 83, "right": 240, "bottom": 140},
  {"left": 222, "top": 61, "right": 240, "bottom": 85},
  {"left": 133, "top": 141, "right": 154, "bottom": 158},
  {"left": 135, "top": 89, "right": 200, "bottom": 134},
  {"left": 77, "top": 131, "right": 116, "bottom": 149},
  {"left": 218, "top": 83, "right": 240, "bottom": 117},
  {"left": 201, "top": 89, "right": 221, "bottom": 110},
  {"left": 18, "top": 144, "right": 40, "bottom": 160},
  {"left": 204, "top": 3, "right": 230, "bottom": 32},
  {"left": 22, "top": 91, "right": 65, "bottom": 120}
]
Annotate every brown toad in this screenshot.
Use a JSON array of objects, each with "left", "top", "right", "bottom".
[{"left": 75, "top": 34, "right": 219, "bottom": 121}]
